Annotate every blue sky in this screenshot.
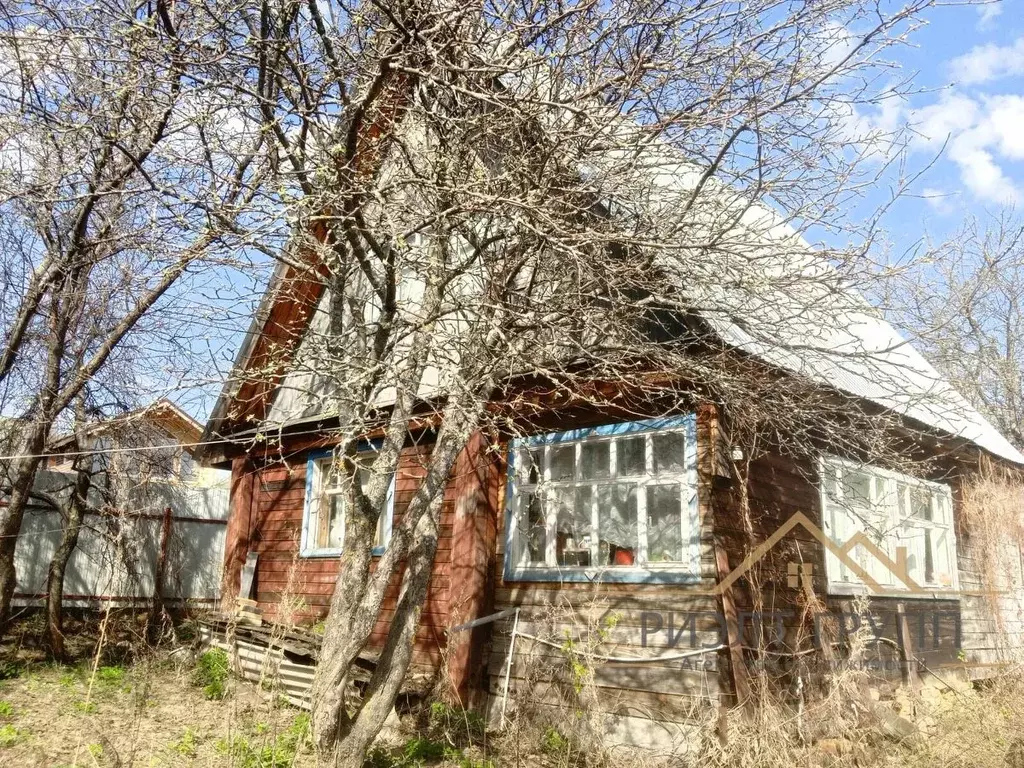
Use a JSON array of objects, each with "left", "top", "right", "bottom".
[{"left": 870, "top": 0, "right": 1024, "bottom": 243}]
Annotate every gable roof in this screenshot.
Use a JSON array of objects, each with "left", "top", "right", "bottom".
[
  {"left": 49, "top": 398, "right": 203, "bottom": 455},
  {"left": 196, "top": 115, "right": 1024, "bottom": 467}
]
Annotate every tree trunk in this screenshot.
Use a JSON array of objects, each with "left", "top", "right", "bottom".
[
  {"left": 326, "top": 486, "right": 447, "bottom": 768},
  {"left": 310, "top": 407, "right": 482, "bottom": 761},
  {"left": 45, "top": 464, "right": 91, "bottom": 660},
  {"left": 0, "top": 427, "right": 47, "bottom": 630}
]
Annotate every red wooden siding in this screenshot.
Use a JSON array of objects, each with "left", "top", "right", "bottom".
[{"left": 230, "top": 441, "right": 482, "bottom": 670}]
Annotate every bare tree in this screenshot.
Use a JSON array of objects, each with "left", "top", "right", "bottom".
[
  {"left": 206, "top": 0, "right": 949, "bottom": 764},
  {"left": 0, "top": 0, "right": 275, "bottom": 627},
  {"left": 889, "top": 212, "right": 1024, "bottom": 450},
  {"left": 43, "top": 396, "right": 96, "bottom": 660}
]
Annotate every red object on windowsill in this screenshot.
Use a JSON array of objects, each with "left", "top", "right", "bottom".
[{"left": 612, "top": 547, "right": 635, "bottom": 566}]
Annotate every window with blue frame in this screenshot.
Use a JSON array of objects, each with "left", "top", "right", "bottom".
[
  {"left": 505, "top": 416, "right": 700, "bottom": 583},
  {"left": 302, "top": 450, "right": 395, "bottom": 557}
]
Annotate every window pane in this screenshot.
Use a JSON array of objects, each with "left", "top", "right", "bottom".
[
  {"left": 357, "top": 466, "right": 372, "bottom": 493},
  {"left": 580, "top": 441, "right": 610, "bottom": 480},
  {"left": 596, "top": 485, "right": 638, "bottom": 565},
  {"left": 647, "top": 484, "right": 685, "bottom": 563},
  {"left": 911, "top": 487, "right": 932, "bottom": 522},
  {"left": 555, "top": 487, "right": 593, "bottom": 567},
  {"left": 924, "top": 529, "right": 934, "bottom": 583},
  {"left": 527, "top": 449, "right": 542, "bottom": 484},
  {"left": 521, "top": 492, "right": 546, "bottom": 564},
  {"left": 322, "top": 459, "right": 343, "bottom": 490},
  {"left": 652, "top": 432, "right": 686, "bottom": 475},
  {"left": 822, "top": 462, "right": 841, "bottom": 505},
  {"left": 617, "top": 436, "right": 645, "bottom": 476},
  {"left": 549, "top": 445, "right": 576, "bottom": 481},
  {"left": 932, "top": 528, "right": 954, "bottom": 586},
  {"left": 896, "top": 482, "right": 910, "bottom": 519},
  {"left": 322, "top": 495, "right": 344, "bottom": 549},
  {"left": 842, "top": 470, "right": 872, "bottom": 507}
]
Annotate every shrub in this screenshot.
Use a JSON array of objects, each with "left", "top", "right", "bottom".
[
  {"left": 427, "top": 701, "right": 485, "bottom": 747},
  {"left": 0, "top": 724, "right": 22, "bottom": 747},
  {"left": 172, "top": 727, "right": 199, "bottom": 758},
  {"left": 193, "top": 649, "right": 229, "bottom": 700}
]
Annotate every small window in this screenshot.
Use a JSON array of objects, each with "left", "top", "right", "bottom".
[
  {"left": 819, "top": 456, "right": 958, "bottom": 595},
  {"left": 302, "top": 451, "right": 395, "bottom": 557},
  {"left": 505, "top": 416, "right": 700, "bottom": 583}
]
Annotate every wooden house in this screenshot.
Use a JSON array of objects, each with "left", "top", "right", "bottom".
[
  {"left": 192, "top": 65, "right": 1024, "bottom": 740},
  {"left": 196, "top": 242, "right": 1024, "bottom": 741}
]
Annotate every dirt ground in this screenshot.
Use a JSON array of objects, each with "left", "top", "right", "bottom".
[
  {"left": 2, "top": 612, "right": 1024, "bottom": 768},
  {"left": 0, "top": 611, "right": 316, "bottom": 768},
  {"left": 0, "top": 653, "right": 316, "bottom": 767}
]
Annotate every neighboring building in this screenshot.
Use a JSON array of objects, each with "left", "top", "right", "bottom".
[
  {"left": 12, "top": 399, "right": 230, "bottom": 608},
  {"left": 44, "top": 398, "right": 204, "bottom": 483}
]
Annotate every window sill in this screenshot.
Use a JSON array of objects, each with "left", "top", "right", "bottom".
[
  {"left": 505, "top": 566, "right": 702, "bottom": 584},
  {"left": 827, "top": 583, "right": 961, "bottom": 601},
  {"left": 300, "top": 548, "right": 341, "bottom": 559},
  {"left": 299, "top": 546, "right": 387, "bottom": 559}
]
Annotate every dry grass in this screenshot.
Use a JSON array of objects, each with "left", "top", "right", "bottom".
[
  {"left": 3, "top": 606, "right": 1024, "bottom": 768},
  {"left": 0, "top": 652, "right": 314, "bottom": 767}
]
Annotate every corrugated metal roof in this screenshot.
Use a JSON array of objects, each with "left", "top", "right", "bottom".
[
  {"left": 700, "top": 287, "right": 1024, "bottom": 464},
  {"left": 633, "top": 150, "right": 1024, "bottom": 464}
]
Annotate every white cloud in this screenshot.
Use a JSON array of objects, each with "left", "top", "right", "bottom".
[
  {"left": 976, "top": 2, "right": 1004, "bottom": 29},
  {"left": 909, "top": 93, "right": 1024, "bottom": 205},
  {"left": 913, "top": 94, "right": 979, "bottom": 149},
  {"left": 920, "top": 187, "right": 957, "bottom": 214},
  {"left": 948, "top": 36, "right": 1024, "bottom": 84},
  {"left": 985, "top": 95, "right": 1024, "bottom": 160}
]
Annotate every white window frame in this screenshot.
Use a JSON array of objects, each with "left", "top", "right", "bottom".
[
  {"left": 505, "top": 416, "right": 701, "bottom": 583},
  {"left": 301, "top": 452, "right": 396, "bottom": 558},
  {"left": 819, "top": 455, "right": 959, "bottom": 597}
]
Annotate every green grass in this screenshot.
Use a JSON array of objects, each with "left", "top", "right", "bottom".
[
  {"left": 95, "top": 665, "right": 126, "bottom": 687},
  {"left": 0, "top": 701, "right": 13, "bottom": 719},
  {"left": 172, "top": 728, "right": 200, "bottom": 758},
  {"left": 0, "top": 724, "right": 23, "bottom": 748},
  {"left": 0, "top": 662, "right": 21, "bottom": 682},
  {"left": 193, "top": 649, "right": 230, "bottom": 700},
  {"left": 427, "top": 701, "right": 485, "bottom": 747},
  {"left": 364, "top": 736, "right": 495, "bottom": 768},
  {"left": 214, "top": 713, "right": 310, "bottom": 768}
]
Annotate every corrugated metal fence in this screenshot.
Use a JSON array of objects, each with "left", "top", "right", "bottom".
[{"left": 12, "top": 470, "right": 229, "bottom": 607}]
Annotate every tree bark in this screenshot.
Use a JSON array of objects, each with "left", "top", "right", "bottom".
[
  {"left": 0, "top": 427, "right": 47, "bottom": 630},
  {"left": 310, "top": 403, "right": 483, "bottom": 762},
  {"left": 45, "top": 463, "right": 91, "bottom": 660},
  {"left": 327, "top": 480, "right": 448, "bottom": 768}
]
